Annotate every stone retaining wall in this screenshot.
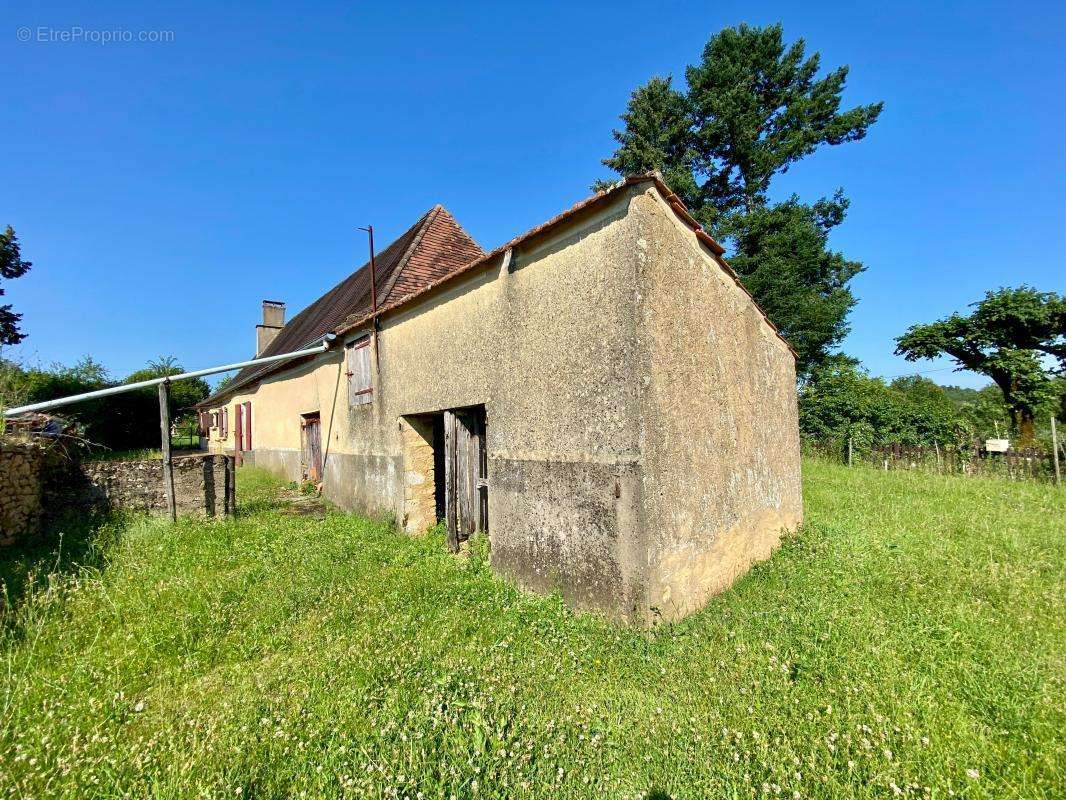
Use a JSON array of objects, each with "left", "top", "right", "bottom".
[
  {"left": 0, "top": 436, "right": 236, "bottom": 546},
  {"left": 78, "top": 454, "right": 236, "bottom": 517}
]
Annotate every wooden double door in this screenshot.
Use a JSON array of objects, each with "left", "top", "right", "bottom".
[{"left": 443, "top": 407, "right": 487, "bottom": 552}]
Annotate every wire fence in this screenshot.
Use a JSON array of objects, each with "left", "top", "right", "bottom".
[{"left": 806, "top": 438, "right": 1063, "bottom": 484}]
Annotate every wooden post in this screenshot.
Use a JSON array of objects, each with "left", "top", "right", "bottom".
[
  {"left": 158, "top": 381, "right": 177, "bottom": 522},
  {"left": 1052, "top": 415, "right": 1061, "bottom": 486},
  {"left": 934, "top": 441, "right": 942, "bottom": 473},
  {"left": 847, "top": 437, "right": 853, "bottom": 467}
]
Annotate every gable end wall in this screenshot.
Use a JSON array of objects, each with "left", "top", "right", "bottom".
[{"left": 632, "top": 188, "right": 803, "bottom": 622}]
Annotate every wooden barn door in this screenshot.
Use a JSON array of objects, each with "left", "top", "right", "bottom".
[
  {"left": 443, "top": 407, "right": 487, "bottom": 552},
  {"left": 301, "top": 413, "right": 323, "bottom": 482}
]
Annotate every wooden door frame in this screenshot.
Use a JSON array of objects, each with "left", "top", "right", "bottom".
[
  {"left": 234, "top": 404, "right": 244, "bottom": 466},
  {"left": 444, "top": 409, "right": 458, "bottom": 551},
  {"left": 300, "top": 412, "right": 323, "bottom": 483}
]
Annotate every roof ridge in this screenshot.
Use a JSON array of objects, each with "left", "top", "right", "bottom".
[
  {"left": 433, "top": 205, "right": 484, "bottom": 259},
  {"left": 333, "top": 174, "right": 795, "bottom": 359},
  {"left": 376, "top": 206, "right": 441, "bottom": 308},
  {"left": 200, "top": 174, "right": 791, "bottom": 409}
]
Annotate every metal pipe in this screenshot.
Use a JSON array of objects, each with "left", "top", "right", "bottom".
[
  {"left": 3, "top": 339, "right": 333, "bottom": 417},
  {"left": 358, "top": 225, "right": 380, "bottom": 370}
]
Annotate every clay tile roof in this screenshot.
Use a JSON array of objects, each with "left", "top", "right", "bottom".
[{"left": 202, "top": 206, "right": 483, "bottom": 404}]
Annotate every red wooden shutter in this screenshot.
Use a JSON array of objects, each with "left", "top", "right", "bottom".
[{"left": 244, "top": 402, "right": 252, "bottom": 450}]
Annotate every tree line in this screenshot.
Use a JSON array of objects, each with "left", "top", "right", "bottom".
[
  {"left": 0, "top": 355, "right": 209, "bottom": 451},
  {"left": 1, "top": 227, "right": 212, "bottom": 451}
]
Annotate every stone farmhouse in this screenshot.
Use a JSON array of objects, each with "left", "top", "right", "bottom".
[{"left": 196, "top": 174, "right": 802, "bottom": 623}]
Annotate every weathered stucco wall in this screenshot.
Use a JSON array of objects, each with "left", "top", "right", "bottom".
[
  {"left": 205, "top": 182, "right": 802, "bottom": 623},
  {"left": 631, "top": 188, "right": 803, "bottom": 621},
  {"left": 376, "top": 194, "right": 647, "bottom": 615},
  {"left": 211, "top": 191, "right": 650, "bottom": 617}
]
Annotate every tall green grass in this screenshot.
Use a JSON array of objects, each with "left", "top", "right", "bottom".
[{"left": 1, "top": 460, "right": 1062, "bottom": 798}]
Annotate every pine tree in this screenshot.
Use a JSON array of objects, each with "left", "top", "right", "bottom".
[
  {"left": 0, "top": 226, "right": 32, "bottom": 346},
  {"left": 598, "top": 77, "right": 699, "bottom": 208},
  {"left": 727, "top": 193, "right": 863, "bottom": 371}
]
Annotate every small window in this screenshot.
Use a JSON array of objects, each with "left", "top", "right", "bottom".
[{"left": 346, "top": 337, "right": 373, "bottom": 406}]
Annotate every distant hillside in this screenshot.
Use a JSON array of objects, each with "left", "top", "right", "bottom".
[{"left": 937, "top": 383, "right": 992, "bottom": 406}]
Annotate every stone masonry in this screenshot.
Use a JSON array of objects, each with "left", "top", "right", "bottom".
[
  {"left": 400, "top": 417, "right": 437, "bottom": 534},
  {"left": 77, "top": 454, "right": 236, "bottom": 517},
  {"left": 0, "top": 437, "right": 236, "bottom": 547},
  {"left": 0, "top": 439, "right": 51, "bottom": 546}
]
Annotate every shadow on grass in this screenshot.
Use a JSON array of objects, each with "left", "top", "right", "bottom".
[{"left": 0, "top": 508, "right": 123, "bottom": 630}]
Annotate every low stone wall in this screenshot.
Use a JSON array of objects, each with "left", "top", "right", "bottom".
[
  {"left": 0, "top": 439, "right": 236, "bottom": 547},
  {"left": 0, "top": 440, "right": 52, "bottom": 545},
  {"left": 77, "top": 454, "right": 236, "bottom": 517}
]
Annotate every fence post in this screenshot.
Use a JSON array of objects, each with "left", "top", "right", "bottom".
[
  {"left": 1053, "top": 415, "right": 1061, "bottom": 487},
  {"left": 847, "top": 437, "right": 853, "bottom": 467},
  {"left": 159, "top": 380, "right": 177, "bottom": 522}
]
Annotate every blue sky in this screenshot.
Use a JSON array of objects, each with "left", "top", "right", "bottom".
[{"left": 3, "top": 0, "right": 1063, "bottom": 388}]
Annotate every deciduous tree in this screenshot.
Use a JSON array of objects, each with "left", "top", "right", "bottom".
[{"left": 895, "top": 286, "right": 1066, "bottom": 443}]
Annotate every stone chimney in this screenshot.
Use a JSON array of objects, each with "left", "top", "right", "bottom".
[{"left": 256, "top": 300, "right": 285, "bottom": 355}]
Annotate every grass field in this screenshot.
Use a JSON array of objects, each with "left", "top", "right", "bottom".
[{"left": 1, "top": 460, "right": 1063, "bottom": 798}]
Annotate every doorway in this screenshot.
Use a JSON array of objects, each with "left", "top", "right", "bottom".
[
  {"left": 300, "top": 412, "right": 322, "bottom": 482},
  {"left": 401, "top": 405, "right": 487, "bottom": 550},
  {"left": 444, "top": 406, "right": 487, "bottom": 551},
  {"left": 234, "top": 404, "right": 244, "bottom": 466}
]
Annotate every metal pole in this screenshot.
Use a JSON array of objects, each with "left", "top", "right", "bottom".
[
  {"left": 159, "top": 380, "right": 176, "bottom": 522},
  {"left": 1052, "top": 415, "right": 1061, "bottom": 486},
  {"left": 3, "top": 340, "right": 332, "bottom": 417},
  {"left": 368, "top": 225, "right": 378, "bottom": 321},
  {"left": 358, "top": 225, "right": 380, "bottom": 371}
]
